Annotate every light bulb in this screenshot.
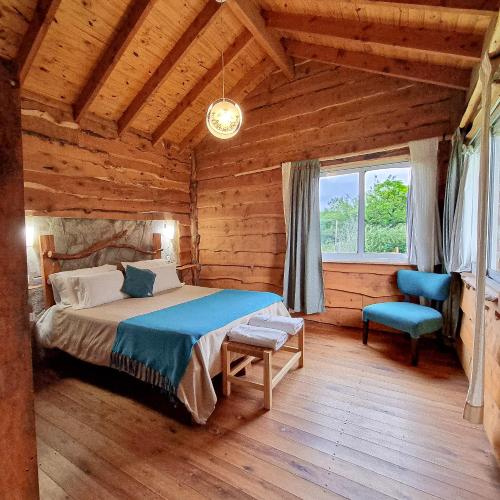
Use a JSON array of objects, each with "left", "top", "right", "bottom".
[{"left": 206, "top": 98, "right": 242, "bottom": 140}]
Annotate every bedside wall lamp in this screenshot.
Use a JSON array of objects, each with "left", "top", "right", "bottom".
[
  {"left": 25, "top": 224, "right": 35, "bottom": 247},
  {"left": 162, "top": 220, "right": 175, "bottom": 240}
]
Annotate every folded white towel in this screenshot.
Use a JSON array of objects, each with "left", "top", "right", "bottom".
[
  {"left": 228, "top": 324, "right": 288, "bottom": 351},
  {"left": 248, "top": 314, "right": 304, "bottom": 335}
]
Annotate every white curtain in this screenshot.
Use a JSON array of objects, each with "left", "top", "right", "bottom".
[
  {"left": 448, "top": 146, "right": 479, "bottom": 273},
  {"left": 408, "top": 137, "right": 442, "bottom": 272}
]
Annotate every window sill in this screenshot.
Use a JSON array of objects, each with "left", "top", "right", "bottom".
[
  {"left": 461, "top": 272, "right": 500, "bottom": 303},
  {"left": 322, "top": 255, "right": 410, "bottom": 266}
]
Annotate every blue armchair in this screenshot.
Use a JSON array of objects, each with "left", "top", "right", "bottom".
[{"left": 362, "top": 270, "right": 452, "bottom": 366}]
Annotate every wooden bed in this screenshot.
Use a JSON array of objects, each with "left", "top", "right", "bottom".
[{"left": 34, "top": 229, "right": 290, "bottom": 424}]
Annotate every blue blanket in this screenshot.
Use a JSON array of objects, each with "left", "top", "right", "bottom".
[{"left": 110, "top": 289, "right": 282, "bottom": 395}]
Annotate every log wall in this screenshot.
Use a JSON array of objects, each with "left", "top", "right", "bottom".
[
  {"left": 21, "top": 93, "right": 193, "bottom": 266},
  {"left": 0, "top": 59, "right": 39, "bottom": 499},
  {"left": 195, "top": 62, "right": 462, "bottom": 328},
  {"left": 457, "top": 283, "right": 500, "bottom": 464}
]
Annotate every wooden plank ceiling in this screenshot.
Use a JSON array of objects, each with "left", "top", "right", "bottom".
[{"left": 0, "top": 0, "right": 497, "bottom": 150}]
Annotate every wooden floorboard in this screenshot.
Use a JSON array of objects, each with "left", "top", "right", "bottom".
[{"left": 34, "top": 322, "right": 500, "bottom": 499}]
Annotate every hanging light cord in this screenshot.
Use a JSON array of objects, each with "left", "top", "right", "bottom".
[
  {"left": 221, "top": 50, "right": 225, "bottom": 101},
  {"left": 219, "top": 3, "right": 226, "bottom": 102}
]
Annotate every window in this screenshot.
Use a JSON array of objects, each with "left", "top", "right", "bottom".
[
  {"left": 320, "top": 162, "right": 411, "bottom": 262},
  {"left": 488, "top": 127, "right": 500, "bottom": 283}
]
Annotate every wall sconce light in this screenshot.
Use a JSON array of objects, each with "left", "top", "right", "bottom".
[
  {"left": 162, "top": 221, "right": 175, "bottom": 240},
  {"left": 25, "top": 224, "right": 34, "bottom": 247}
]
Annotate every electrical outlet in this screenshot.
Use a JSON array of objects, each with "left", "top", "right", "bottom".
[{"left": 29, "top": 312, "right": 35, "bottom": 322}]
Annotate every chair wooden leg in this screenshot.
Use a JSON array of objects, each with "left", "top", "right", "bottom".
[
  {"left": 362, "top": 320, "right": 369, "bottom": 345},
  {"left": 263, "top": 351, "right": 272, "bottom": 410},
  {"left": 411, "top": 337, "right": 419, "bottom": 366},
  {"left": 298, "top": 324, "right": 305, "bottom": 368},
  {"left": 222, "top": 341, "right": 231, "bottom": 396}
]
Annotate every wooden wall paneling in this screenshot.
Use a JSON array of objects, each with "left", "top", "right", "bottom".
[
  {"left": 0, "top": 58, "right": 39, "bottom": 499},
  {"left": 190, "top": 152, "right": 200, "bottom": 284},
  {"left": 284, "top": 40, "right": 471, "bottom": 90},
  {"left": 117, "top": 0, "right": 219, "bottom": 134},
  {"left": 22, "top": 99, "right": 193, "bottom": 224},
  {"left": 73, "top": 0, "right": 157, "bottom": 122},
  {"left": 244, "top": 60, "right": 349, "bottom": 109},
  {"left": 16, "top": 0, "right": 62, "bottom": 85},
  {"left": 458, "top": 282, "right": 500, "bottom": 464},
  {"left": 198, "top": 84, "right": 454, "bottom": 160},
  {"left": 241, "top": 73, "right": 412, "bottom": 130},
  {"left": 197, "top": 100, "right": 454, "bottom": 170}
]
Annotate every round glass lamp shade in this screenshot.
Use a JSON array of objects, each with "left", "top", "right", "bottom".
[{"left": 206, "top": 98, "right": 242, "bottom": 139}]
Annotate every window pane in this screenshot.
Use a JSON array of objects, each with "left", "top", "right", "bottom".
[
  {"left": 364, "top": 165, "right": 410, "bottom": 254},
  {"left": 490, "top": 134, "right": 500, "bottom": 279},
  {"left": 320, "top": 173, "right": 359, "bottom": 253}
]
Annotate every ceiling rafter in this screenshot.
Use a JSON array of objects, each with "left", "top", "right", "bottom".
[
  {"left": 179, "top": 56, "right": 276, "bottom": 151},
  {"left": 264, "top": 11, "right": 483, "bottom": 63},
  {"left": 17, "top": 0, "right": 62, "bottom": 85},
  {"left": 117, "top": 0, "right": 220, "bottom": 135},
  {"left": 73, "top": 0, "right": 157, "bottom": 123},
  {"left": 284, "top": 39, "right": 471, "bottom": 90},
  {"left": 363, "top": 1, "right": 498, "bottom": 15},
  {"left": 151, "top": 30, "right": 253, "bottom": 146},
  {"left": 227, "top": 0, "right": 294, "bottom": 80}
]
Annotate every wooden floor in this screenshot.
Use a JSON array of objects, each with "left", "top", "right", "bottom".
[{"left": 35, "top": 322, "right": 500, "bottom": 500}]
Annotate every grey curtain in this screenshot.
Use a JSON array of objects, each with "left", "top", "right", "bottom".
[
  {"left": 283, "top": 159, "right": 324, "bottom": 314},
  {"left": 442, "top": 129, "right": 465, "bottom": 340}
]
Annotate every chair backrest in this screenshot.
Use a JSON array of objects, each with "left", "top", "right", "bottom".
[{"left": 397, "top": 270, "right": 451, "bottom": 302}]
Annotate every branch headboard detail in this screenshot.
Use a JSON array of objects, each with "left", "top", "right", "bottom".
[{"left": 39, "top": 230, "right": 162, "bottom": 308}]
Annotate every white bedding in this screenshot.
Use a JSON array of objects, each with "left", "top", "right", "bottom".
[{"left": 36, "top": 285, "right": 289, "bottom": 423}]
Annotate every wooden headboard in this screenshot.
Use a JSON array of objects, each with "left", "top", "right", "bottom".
[{"left": 39, "top": 230, "right": 162, "bottom": 308}]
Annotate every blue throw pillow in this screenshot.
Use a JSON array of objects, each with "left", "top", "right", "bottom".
[{"left": 122, "top": 265, "right": 156, "bottom": 298}]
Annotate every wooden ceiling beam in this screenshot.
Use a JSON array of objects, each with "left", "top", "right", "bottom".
[
  {"left": 73, "top": 0, "right": 156, "bottom": 123},
  {"left": 117, "top": 0, "right": 219, "bottom": 135},
  {"left": 179, "top": 56, "right": 276, "bottom": 151},
  {"left": 285, "top": 39, "right": 471, "bottom": 90},
  {"left": 16, "top": 0, "right": 62, "bottom": 85},
  {"left": 151, "top": 30, "right": 253, "bottom": 146},
  {"left": 364, "top": 1, "right": 498, "bottom": 15},
  {"left": 227, "top": 0, "right": 294, "bottom": 80},
  {"left": 265, "top": 11, "right": 482, "bottom": 62}
]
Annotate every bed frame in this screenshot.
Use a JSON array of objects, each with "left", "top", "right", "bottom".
[{"left": 39, "top": 230, "right": 162, "bottom": 308}]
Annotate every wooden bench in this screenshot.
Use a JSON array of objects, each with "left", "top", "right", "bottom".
[{"left": 221, "top": 325, "right": 305, "bottom": 410}]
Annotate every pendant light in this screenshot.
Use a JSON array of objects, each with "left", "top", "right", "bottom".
[{"left": 206, "top": 2, "right": 243, "bottom": 140}]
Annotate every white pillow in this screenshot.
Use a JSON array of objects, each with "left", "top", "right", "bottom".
[
  {"left": 49, "top": 265, "right": 117, "bottom": 306},
  {"left": 152, "top": 264, "right": 182, "bottom": 294},
  {"left": 121, "top": 259, "right": 170, "bottom": 271},
  {"left": 68, "top": 271, "right": 127, "bottom": 310}
]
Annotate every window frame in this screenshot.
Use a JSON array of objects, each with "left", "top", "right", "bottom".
[{"left": 320, "top": 162, "right": 411, "bottom": 264}]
